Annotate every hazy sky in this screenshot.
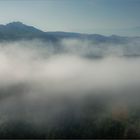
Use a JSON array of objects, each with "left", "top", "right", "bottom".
[{"left": 0, "top": 0, "right": 140, "bottom": 36}]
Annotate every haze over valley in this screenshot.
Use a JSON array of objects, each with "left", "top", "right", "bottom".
[{"left": 0, "top": 21, "right": 140, "bottom": 138}]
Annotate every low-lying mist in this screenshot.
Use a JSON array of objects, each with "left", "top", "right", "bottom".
[{"left": 0, "top": 39, "right": 140, "bottom": 138}]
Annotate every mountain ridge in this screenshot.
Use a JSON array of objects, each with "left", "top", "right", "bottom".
[{"left": 0, "top": 21, "right": 139, "bottom": 43}]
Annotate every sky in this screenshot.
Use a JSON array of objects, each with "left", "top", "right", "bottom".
[{"left": 0, "top": 0, "right": 140, "bottom": 36}]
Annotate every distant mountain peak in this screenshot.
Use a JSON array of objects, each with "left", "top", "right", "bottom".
[
  {"left": 6, "top": 21, "right": 33, "bottom": 28},
  {"left": 6, "top": 21, "right": 23, "bottom": 25},
  {"left": 5, "top": 21, "right": 37, "bottom": 29},
  {"left": 4, "top": 21, "right": 45, "bottom": 34},
  {"left": 0, "top": 21, "right": 48, "bottom": 41}
]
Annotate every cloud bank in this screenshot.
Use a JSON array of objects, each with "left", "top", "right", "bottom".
[{"left": 0, "top": 39, "right": 140, "bottom": 138}]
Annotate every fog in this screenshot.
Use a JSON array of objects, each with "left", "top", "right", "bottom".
[{"left": 0, "top": 39, "right": 140, "bottom": 138}]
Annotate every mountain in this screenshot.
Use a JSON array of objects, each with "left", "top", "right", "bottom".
[
  {"left": 0, "top": 22, "right": 57, "bottom": 41},
  {"left": 0, "top": 21, "right": 139, "bottom": 43}
]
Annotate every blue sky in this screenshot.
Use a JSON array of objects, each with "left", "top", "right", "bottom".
[{"left": 0, "top": 0, "right": 140, "bottom": 36}]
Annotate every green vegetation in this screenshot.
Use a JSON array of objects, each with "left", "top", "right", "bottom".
[{"left": 0, "top": 93, "right": 140, "bottom": 139}]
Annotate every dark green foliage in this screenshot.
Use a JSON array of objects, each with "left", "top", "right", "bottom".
[{"left": 0, "top": 94, "right": 140, "bottom": 139}]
